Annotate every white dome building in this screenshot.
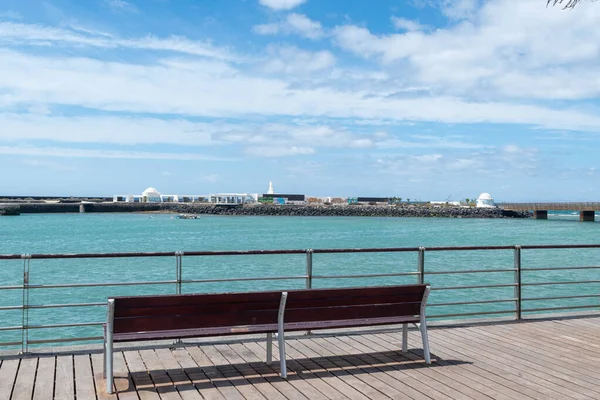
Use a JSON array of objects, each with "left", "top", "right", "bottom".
[
  {"left": 476, "top": 193, "right": 495, "bottom": 208},
  {"left": 142, "top": 187, "right": 162, "bottom": 202}
]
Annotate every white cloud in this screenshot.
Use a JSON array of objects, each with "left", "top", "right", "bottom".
[
  {"left": 105, "top": 0, "right": 138, "bottom": 13},
  {"left": 332, "top": 0, "right": 600, "bottom": 101},
  {"left": 2, "top": 49, "right": 600, "bottom": 133},
  {"left": 253, "top": 13, "right": 323, "bottom": 39},
  {"left": 391, "top": 17, "right": 426, "bottom": 31},
  {"left": 0, "top": 22, "right": 235, "bottom": 61},
  {"left": 259, "top": 0, "right": 307, "bottom": 11},
  {"left": 286, "top": 13, "right": 324, "bottom": 39},
  {"left": 441, "top": 0, "right": 479, "bottom": 20},
  {"left": 253, "top": 23, "right": 280, "bottom": 35},
  {"left": 263, "top": 46, "right": 335, "bottom": 74},
  {"left": 245, "top": 145, "right": 315, "bottom": 157}
]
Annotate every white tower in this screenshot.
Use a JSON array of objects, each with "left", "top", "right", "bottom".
[{"left": 267, "top": 181, "right": 275, "bottom": 194}]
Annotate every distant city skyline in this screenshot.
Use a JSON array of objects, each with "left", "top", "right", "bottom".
[{"left": 1, "top": 0, "right": 600, "bottom": 201}]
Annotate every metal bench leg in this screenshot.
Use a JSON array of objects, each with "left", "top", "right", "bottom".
[
  {"left": 106, "top": 299, "right": 115, "bottom": 394},
  {"left": 278, "top": 292, "right": 288, "bottom": 378},
  {"left": 266, "top": 333, "right": 273, "bottom": 364},
  {"left": 402, "top": 323, "right": 408, "bottom": 352},
  {"left": 419, "top": 320, "right": 431, "bottom": 364}
]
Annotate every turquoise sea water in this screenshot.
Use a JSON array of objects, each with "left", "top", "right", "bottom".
[{"left": 1, "top": 212, "right": 599, "bottom": 348}]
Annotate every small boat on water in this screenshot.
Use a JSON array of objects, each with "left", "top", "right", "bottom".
[{"left": 173, "top": 213, "right": 200, "bottom": 219}]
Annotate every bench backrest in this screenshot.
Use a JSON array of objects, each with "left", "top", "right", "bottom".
[
  {"left": 109, "top": 284, "right": 428, "bottom": 334},
  {"left": 111, "top": 291, "right": 282, "bottom": 334},
  {"left": 284, "top": 284, "right": 428, "bottom": 323}
]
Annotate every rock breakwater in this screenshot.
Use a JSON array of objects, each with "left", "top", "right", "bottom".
[{"left": 5, "top": 202, "right": 531, "bottom": 218}]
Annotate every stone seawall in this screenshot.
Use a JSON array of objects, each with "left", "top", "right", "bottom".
[{"left": 4, "top": 202, "right": 531, "bottom": 218}]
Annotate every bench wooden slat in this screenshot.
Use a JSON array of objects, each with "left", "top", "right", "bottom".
[
  {"left": 113, "top": 291, "right": 281, "bottom": 314},
  {"left": 285, "top": 302, "right": 422, "bottom": 324},
  {"left": 113, "top": 323, "right": 280, "bottom": 342},
  {"left": 114, "top": 309, "right": 280, "bottom": 333},
  {"left": 284, "top": 315, "right": 420, "bottom": 332}
]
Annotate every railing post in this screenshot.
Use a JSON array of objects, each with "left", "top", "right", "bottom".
[
  {"left": 514, "top": 245, "right": 522, "bottom": 320},
  {"left": 175, "top": 251, "right": 183, "bottom": 295},
  {"left": 21, "top": 254, "right": 31, "bottom": 354},
  {"left": 306, "top": 249, "right": 313, "bottom": 289},
  {"left": 418, "top": 247, "right": 426, "bottom": 284}
]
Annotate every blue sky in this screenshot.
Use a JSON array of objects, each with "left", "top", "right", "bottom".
[{"left": 1, "top": 0, "right": 600, "bottom": 201}]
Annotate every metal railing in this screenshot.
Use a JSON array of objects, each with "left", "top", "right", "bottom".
[{"left": 1, "top": 244, "right": 599, "bottom": 353}]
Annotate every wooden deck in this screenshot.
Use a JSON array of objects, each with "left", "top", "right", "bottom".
[{"left": 1, "top": 315, "right": 599, "bottom": 400}]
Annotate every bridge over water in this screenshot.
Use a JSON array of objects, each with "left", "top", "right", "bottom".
[{"left": 500, "top": 202, "right": 600, "bottom": 221}]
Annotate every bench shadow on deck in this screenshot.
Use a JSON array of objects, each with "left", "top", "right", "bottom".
[{"left": 1, "top": 314, "right": 600, "bottom": 400}]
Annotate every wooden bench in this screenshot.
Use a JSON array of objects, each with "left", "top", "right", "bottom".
[{"left": 103, "top": 284, "right": 431, "bottom": 394}]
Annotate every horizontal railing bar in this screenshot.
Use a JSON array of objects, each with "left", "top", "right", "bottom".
[
  {"left": 26, "top": 322, "right": 104, "bottom": 329},
  {"left": 0, "top": 341, "right": 22, "bottom": 347},
  {"left": 312, "top": 248, "right": 420, "bottom": 253},
  {"left": 432, "top": 283, "right": 517, "bottom": 291},
  {"left": 0, "top": 286, "right": 24, "bottom": 290},
  {"left": 27, "top": 303, "right": 105, "bottom": 309},
  {"left": 425, "top": 268, "right": 516, "bottom": 275},
  {"left": 522, "top": 294, "right": 600, "bottom": 301},
  {"left": 520, "top": 244, "right": 600, "bottom": 250},
  {"left": 521, "top": 266, "right": 600, "bottom": 271},
  {"left": 3, "top": 243, "right": 600, "bottom": 261},
  {"left": 27, "top": 280, "right": 176, "bottom": 289},
  {"left": 0, "top": 326, "right": 23, "bottom": 331},
  {"left": 27, "top": 336, "right": 104, "bottom": 345},
  {"left": 522, "top": 280, "right": 600, "bottom": 286},
  {"left": 422, "top": 246, "right": 515, "bottom": 251},
  {"left": 0, "top": 306, "right": 23, "bottom": 311},
  {"left": 313, "top": 272, "right": 419, "bottom": 279},
  {"left": 429, "top": 310, "right": 515, "bottom": 318},
  {"left": 522, "top": 304, "right": 600, "bottom": 313},
  {"left": 182, "top": 276, "right": 306, "bottom": 284},
  {"left": 428, "top": 299, "right": 517, "bottom": 307}
]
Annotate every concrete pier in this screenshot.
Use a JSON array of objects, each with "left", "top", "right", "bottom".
[
  {"left": 533, "top": 210, "right": 548, "bottom": 219},
  {"left": 580, "top": 210, "right": 595, "bottom": 222},
  {"left": 79, "top": 203, "right": 86, "bottom": 213}
]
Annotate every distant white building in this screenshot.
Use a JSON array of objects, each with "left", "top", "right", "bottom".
[
  {"left": 476, "top": 193, "right": 495, "bottom": 208},
  {"left": 142, "top": 187, "right": 163, "bottom": 203}
]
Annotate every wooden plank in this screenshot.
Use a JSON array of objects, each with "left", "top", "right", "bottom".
[
  {"left": 123, "top": 350, "right": 161, "bottom": 400},
  {"left": 478, "top": 323, "right": 600, "bottom": 375},
  {"left": 383, "top": 332, "right": 542, "bottom": 400},
  {"left": 229, "top": 342, "right": 312, "bottom": 400},
  {"left": 199, "top": 344, "right": 267, "bottom": 400},
  {"left": 301, "top": 337, "right": 409, "bottom": 399},
  {"left": 54, "top": 356, "right": 75, "bottom": 400},
  {"left": 430, "top": 328, "right": 587, "bottom": 400},
  {"left": 213, "top": 344, "right": 287, "bottom": 400},
  {"left": 319, "top": 335, "right": 437, "bottom": 400},
  {"left": 11, "top": 358, "right": 37, "bottom": 400},
  {"left": 170, "top": 347, "right": 225, "bottom": 400},
  {"left": 0, "top": 359, "right": 20, "bottom": 400},
  {"left": 285, "top": 339, "right": 374, "bottom": 400},
  {"left": 365, "top": 332, "right": 516, "bottom": 400},
  {"left": 343, "top": 333, "right": 485, "bottom": 400},
  {"left": 455, "top": 326, "right": 600, "bottom": 396},
  {"left": 74, "top": 355, "right": 96, "bottom": 400},
  {"left": 90, "top": 353, "right": 118, "bottom": 400},
  {"left": 138, "top": 349, "right": 182, "bottom": 400},
  {"left": 256, "top": 339, "right": 367, "bottom": 400},
  {"left": 32, "top": 357, "right": 55, "bottom": 400},
  {"left": 244, "top": 340, "right": 338, "bottom": 400},
  {"left": 185, "top": 346, "right": 246, "bottom": 400},
  {"left": 153, "top": 348, "right": 203, "bottom": 400}
]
